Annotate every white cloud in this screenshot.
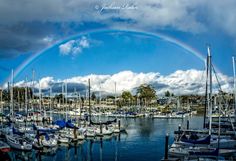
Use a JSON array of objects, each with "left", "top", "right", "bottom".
[
  {"left": 59, "top": 36, "right": 89, "bottom": 56},
  {"left": 38, "top": 77, "right": 54, "bottom": 89},
  {"left": 13, "top": 69, "right": 233, "bottom": 96},
  {"left": 79, "top": 36, "right": 89, "bottom": 48},
  {"left": 59, "top": 40, "right": 75, "bottom": 55},
  {"left": 14, "top": 80, "right": 26, "bottom": 87},
  {"left": 1, "top": 0, "right": 236, "bottom": 59},
  {"left": 42, "top": 36, "right": 54, "bottom": 45}
]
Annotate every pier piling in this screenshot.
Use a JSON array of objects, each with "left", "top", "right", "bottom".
[
  {"left": 100, "top": 121, "right": 102, "bottom": 134},
  {"left": 187, "top": 120, "right": 189, "bottom": 130},
  {"left": 178, "top": 124, "right": 181, "bottom": 132},
  {"left": 118, "top": 119, "right": 121, "bottom": 131},
  {"left": 164, "top": 133, "right": 169, "bottom": 160},
  {"left": 162, "top": 133, "right": 180, "bottom": 160}
]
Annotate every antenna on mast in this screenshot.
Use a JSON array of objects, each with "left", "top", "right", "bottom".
[{"left": 207, "top": 46, "right": 211, "bottom": 57}]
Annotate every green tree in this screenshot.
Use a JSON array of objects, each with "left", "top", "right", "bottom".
[
  {"left": 121, "top": 91, "right": 133, "bottom": 105},
  {"left": 165, "top": 90, "right": 170, "bottom": 97},
  {"left": 106, "top": 95, "right": 115, "bottom": 99},
  {"left": 54, "top": 94, "right": 65, "bottom": 103},
  {"left": 91, "top": 92, "right": 96, "bottom": 101},
  {"left": 136, "top": 84, "right": 156, "bottom": 106},
  {"left": 2, "top": 89, "right": 9, "bottom": 101},
  {"left": 10, "top": 87, "right": 33, "bottom": 103}
]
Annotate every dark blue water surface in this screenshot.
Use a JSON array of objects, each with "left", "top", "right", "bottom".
[{"left": 7, "top": 116, "right": 204, "bottom": 161}]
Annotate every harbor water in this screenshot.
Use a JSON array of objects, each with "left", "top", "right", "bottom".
[{"left": 3, "top": 116, "right": 204, "bottom": 161}]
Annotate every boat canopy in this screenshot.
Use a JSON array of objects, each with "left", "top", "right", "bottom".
[
  {"left": 13, "top": 127, "right": 24, "bottom": 136},
  {"left": 53, "top": 119, "right": 66, "bottom": 129},
  {"left": 180, "top": 134, "right": 211, "bottom": 144},
  {"left": 189, "top": 148, "right": 218, "bottom": 156},
  {"left": 66, "top": 120, "right": 75, "bottom": 128},
  {"left": 90, "top": 118, "right": 117, "bottom": 125},
  {"left": 33, "top": 124, "right": 57, "bottom": 133}
]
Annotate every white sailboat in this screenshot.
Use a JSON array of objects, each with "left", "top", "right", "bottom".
[
  {"left": 58, "top": 134, "right": 70, "bottom": 144},
  {"left": 95, "top": 124, "right": 113, "bottom": 136},
  {"left": 32, "top": 132, "right": 57, "bottom": 148},
  {"left": 85, "top": 126, "right": 96, "bottom": 137},
  {"left": 169, "top": 47, "right": 236, "bottom": 158},
  {"left": 6, "top": 134, "right": 32, "bottom": 151}
]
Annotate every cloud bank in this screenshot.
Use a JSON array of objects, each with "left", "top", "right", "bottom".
[{"left": 12, "top": 69, "right": 233, "bottom": 96}]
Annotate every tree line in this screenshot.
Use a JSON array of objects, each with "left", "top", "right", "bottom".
[
  {"left": 0, "top": 84, "right": 157, "bottom": 107},
  {"left": 0, "top": 87, "right": 33, "bottom": 103}
]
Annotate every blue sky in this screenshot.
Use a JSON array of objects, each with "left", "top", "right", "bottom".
[
  {"left": 1, "top": 30, "right": 206, "bottom": 83},
  {"left": 0, "top": 0, "right": 235, "bottom": 94}
]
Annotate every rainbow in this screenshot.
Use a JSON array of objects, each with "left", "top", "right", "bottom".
[{"left": 3, "top": 29, "right": 211, "bottom": 86}]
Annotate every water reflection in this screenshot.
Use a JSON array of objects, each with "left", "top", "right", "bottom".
[
  {"left": 137, "top": 118, "right": 155, "bottom": 138},
  {"left": 6, "top": 116, "right": 203, "bottom": 161},
  {"left": 0, "top": 152, "right": 11, "bottom": 161},
  {"left": 100, "top": 137, "right": 103, "bottom": 161},
  {"left": 9, "top": 150, "right": 33, "bottom": 161}
]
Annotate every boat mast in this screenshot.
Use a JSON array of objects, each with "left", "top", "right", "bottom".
[
  {"left": 203, "top": 56, "right": 209, "bottom": 128},
  {"left": 17, "top": 91, "right": 20, "bottom": 110},
  {"left": 39, "top": 80, "right": 42, "bottom": 116},
  {"left": 208, "top": 46, "right": 213, "bottom": 136},
  {"left": 0, "top": 88, "right": 2, "bottom": 114},
  {"left": 32, "top": 70, "right": 35, "bottom": 112},
  {"left": 232, "top": 56, "right": 236, "bottom": 122},
  {"left": 99, "top": 84, "right": 101, "bottom": 121},
  {"left": 10, "top": 69, "right": 14, "bottom": 116},
  {"left": 79, "top": 92, "right": 81, "bottom": 118},
  {"left": 65, "top": 81, "right": 68, "bottom": 121},
  {"left": 74, "top": 87, "right": 76, "bottom": 110},
  {"left": 0, "top": 88, "right": 2, "bottom": 126},
  {"left": 24, "top": 76, "right": 28, "bottom": 133},
  {"left": 74, "top": 88, "right": 78, "bottom": 123},
  {"left": 114, "top": 82, "right": 117, "bottom": 108},
  {"left": 50, "top": 86, "right": 52, "bottom": 123},
  {"left": 88, "top": 79, "right": 91, "bottom": 124},
  {"left": 62, "top": 83, "right": 64, "bottom": 119},
  {"left": 25, "top": 77, "right": 28, "bottom": 114},
  {"left": 217, "top": 94, "right": 221, "bottom": 152},
  {"left": 99, "top": 84, "right": 101, "bottom": 106}
]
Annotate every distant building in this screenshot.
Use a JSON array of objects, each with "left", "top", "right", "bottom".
[{"left": 157, "top": 97, "right": 176, "bottom": 105}]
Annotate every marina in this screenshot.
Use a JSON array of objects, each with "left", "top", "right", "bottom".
[
  {"left": 0, "top": 114, "right": 205, "bottom": 161},
  {"left": 0, "top": 48, "right": 236, "bottom": 160},
  {"left": 0, "top": 1, "right": 236, "bottom": 160},
  {"left": 0, "top": 47, "right": 235, "bottom": 161}
]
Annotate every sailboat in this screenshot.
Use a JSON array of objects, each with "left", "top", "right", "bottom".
[
  {"left": 93, "top": 121, "right": 114, "bottom": 136},
  {"left": 6, "top": 134, "right": 32, "bottom": 151},
  {"left": 85, "top": 126, "right": 96, "bottom": 137},
  {"left": 4, "top": 71, "right": 32, "bottom": 151},
  {"left": 35, "top": 132, "right": 57, "bottom": 148},
  {"left": 169, "top": 47, "right": 236, "bottom": 159},
  {"left": 28, "top": 79, "right": 42, "bottom": 122}
]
